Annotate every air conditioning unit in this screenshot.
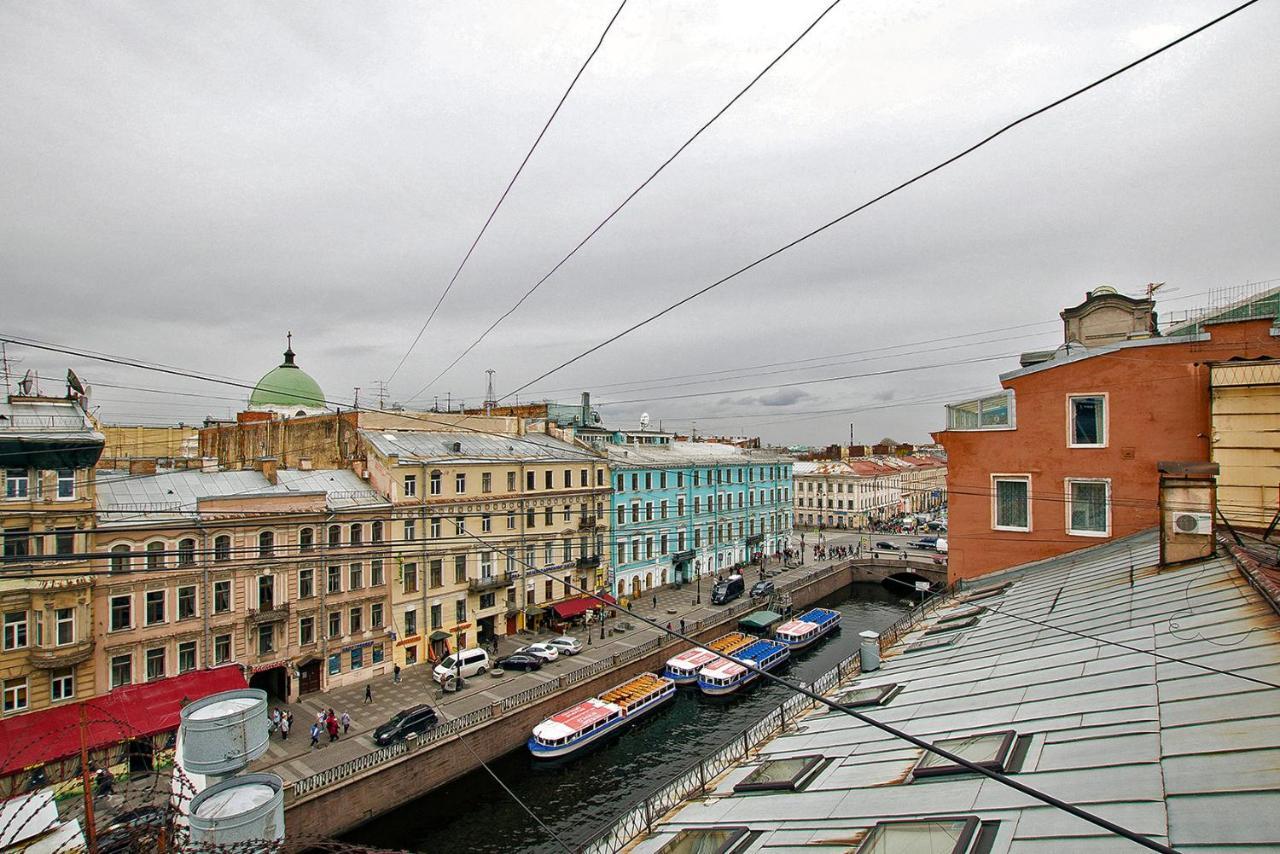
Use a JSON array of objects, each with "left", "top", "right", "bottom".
[{"left": 1172, "top": 511, "right": 1212, "bottom": 535}]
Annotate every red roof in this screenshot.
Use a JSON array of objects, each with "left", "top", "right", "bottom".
[
  {"left": 0, "top": 665, "right": 246, "bottom": 776},
  {"left": 550, "top": 593, "right": 617, "bottom": 620}
]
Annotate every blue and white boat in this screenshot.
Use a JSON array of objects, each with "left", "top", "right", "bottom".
[
  {"left": 663, "top": 631, "right": 753, "bottom": 685},
  {"left": 774, "top": 608, "right": 841, "bottom": 650},
  {"left": 697, "top": 639, "right": 789, "bottom": 696},
  {"left": 528, "top": 672, "right": 675, "bottom": 759}
]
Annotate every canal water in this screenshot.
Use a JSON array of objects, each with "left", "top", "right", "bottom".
[{"left": 348, "top": 582, "right": 909, "bottom": 853}]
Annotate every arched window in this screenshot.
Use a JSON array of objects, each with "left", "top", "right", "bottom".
[
  {"left": 110, "top": 544, "right": 132, "bottom": 573},
  {"left": 349, "top": 523, "right": 363, "bottom": 545},
  {"left": 146, "top": 541, "right": 165, "bottom": 570},
  {"left": 370, "top": 521, "right": 383, "bottom": 543},
  {"left": 299, "top": 528, "right": 314, "bottom": 552},
  {"left": 177, "top": 538, "right": 196, "bottom": 566},
  {"left": 327, "top": 525, "right": 341, "bottom": 548},
  {"left": 214, "top": 535, "right": 231, "bottom": 562},
  {"left": 258, "top": 531, "right": 275, "bottom": 557}
]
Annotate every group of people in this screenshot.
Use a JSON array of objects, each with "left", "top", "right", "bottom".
[
  {"left": 309, "top": 708, "right": 351, "bottom": 748},
  {"left": 812, "top": 543, "right": 859, "bottom": 561},
  {"left": 269, "top": 707, "right": 295, "bottom": 740}
]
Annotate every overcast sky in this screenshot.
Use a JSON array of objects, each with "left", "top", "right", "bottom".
[{"left": 3, "top": 0, "right": 1278, "bottom": 446}]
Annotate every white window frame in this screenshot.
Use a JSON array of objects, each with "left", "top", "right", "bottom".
[
  {"left": 3, "top": 677, "right": 29, "bottom": 714},
  {"left": 109, "top": 594, "right": 133, "bottom": 632},
  {"left": 2, "top": 611, "right": 28, "bottom": 650},
  {"left": 1067, "top": 392, "right": 1108, "bottom": 448},
  {"left": 5, "top": 469, "right": 29, "bottom": 499},
  {"left": 991, "top": 474, "right": 1032, "bottom": 532},
  {"left": 403, "top": 474, "right": 417, "bottom": 498},
  {"left": 110, "top": 653, "right": 133, "bottom": 689},
  {"left": 1065, "top": 477, "right": 1111, "bottom": 537},
  {"left": 54, "top": 607, "right": 75, "bottom": 646},
  {"left": 56, "top": 469, "right": 75, "bottom": 500},
  {"left": 50, "top": 668, "right": 74, "bottom": 702}
]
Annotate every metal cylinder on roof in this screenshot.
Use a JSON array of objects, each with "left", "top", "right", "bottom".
[
  {"left": 179, "top": 688, "right": 269, "bottom": 776},
  {"left": 187, "top": 772, "right": 284, "bottom": 847},
  {"left": 859, "top": 630, "right": 881, "bottom": 672}
]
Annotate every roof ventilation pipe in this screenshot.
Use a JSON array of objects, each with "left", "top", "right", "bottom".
[{"left": 859, "top": 630, "right": 881, "bottom": 672}]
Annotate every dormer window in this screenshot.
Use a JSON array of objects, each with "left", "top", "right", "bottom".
[
  {"left": 913, "top": 730, "right": 1017, "bottom": 779},
  {"left": 733, "top": 754, "right": 824, "bottom": 792},
  {"left": 836, "top": 683, "right": 901, "bottom": 709}
]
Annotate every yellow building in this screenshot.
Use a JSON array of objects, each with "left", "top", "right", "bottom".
[
  {"left": 1, "top": 394, "right": 103, "bottom": 718},
  {"left": 362, "top": 427, "right": 610, "bottom": 668},
  {"left": 1211, "top": 359, "right": 1280, "bottom": 531}
]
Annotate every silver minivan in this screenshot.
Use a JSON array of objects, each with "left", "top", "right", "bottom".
[{"left": 433, "top": 648, "right": 491, "bottom": 683}]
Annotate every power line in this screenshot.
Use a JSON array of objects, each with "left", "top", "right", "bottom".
[
  {"left": 501, "top": 0, "right": 1264, "bottom": 400},
  {"left": 410, "top": 0, "right": 848, "bottom": 401},
  {"left": 386, "top": 0, "right": 629, "bottom": 385}
]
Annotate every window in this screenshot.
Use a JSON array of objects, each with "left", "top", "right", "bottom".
[
  {"left": 56, "top": 469, "right": 75, "bottom": 499},
  {"left": 545, "top": 470, "right": 553, "bottom": 490},
  {"left": 214, "top": 634, "right": 231, "bottom": 664},
  {"left": 299, "top": 528, "right": 314, "bottom": 552},
  {"left": 55, "top": 528, "right": 74, "bottom": 555},
  {"left": 3, "top": 678, "right": 29, "bottom": 713},
  {"left": 328, "top": 525, "right": 341, "bottom": 547},
  {"left": 349, "top": 523, "right": 363, "bottom": 545},
  {"left": 257, "top": 575, "right": 275, "bottom": 610},
  {"left": 146, "top": 647, "right": 165, "bottom": 681},
  {"left": 328, "top": 653, "right": 340, "bottom": 675},
  {"left": 349, "top": 562, "right": 364, "bottom": 589},
  {"left": 454, "top": 555, "right": 466, "bottom": 583},
  {"left": 836, "top": 683, "right": 901, "bottom": 709},
  {"left": 51, "top": 669, "right": 74, "bottom": 702},
  {"left": 54, "top": 608, "right": 75, "bottom": 645},
  {"left": 733, "top": 754, "right": 824, "bottom": 792},
  {"left": 402, "top": 563, "right": 419, "bottom": 594},
  {"left": 1067, "top": 478, "right": 1110, "bottom": 536},
  {"left": 110, "top": 654, "right": 133, "bottom": 688},
  {"left": 596, "top": 469, "right": 603, "bottom": 486},
  {"left": 214, "top": 535, "right": 231, "bottom": 561},
  {"left": 992, "top": 476, "right": 1030, "bottom": 531},
  {"left": 326, "top": 565, "right": 341, "bottom": 593},
  {"left": 110, "top": 596, "right": 132, "bottom": 631},
  {"left": 617, "top": 505, "right": 625, "bottom": 525},
  {"left": 213, "top": 581, "right": 231, "bottom": 613},
  {"left": 299, "top": 568, "right": 314, "bottom": 598},
  {"left": 479, "top": 592, "right": 496, "bottom": 609},
  {"left": 580, "top": 468, "right": 588, "bottom": 487},
  {"left": 913, "top": 730, "right": 1017, "bottom": 778},
  {"left": 507, "top": 511, "right": 516, "bottom": 530},
  {"left": 544, "top": 507, "right": 553, "bottom": 525},
  {"left": 480, "top": 551, "right": 493, "bottom": 577},
  {"left": 145, "top": 590, "right": 166, "bottom": 625},
  {"left": 404, "top": 474, "right": 417, "bottom": 497},
  {"left": 178, "top": 641, "right": 197, "bottom": 673},
  {"left": 5, "top": 469, "right": 29, "bottom": 498},
  {"left": 1069, "top": 394, "right": 1106, "bottom": 447},
  {"left": 507, "top": 471, "right": 517, "bottom": 491},
  {"left": 429, "top": 560, "right": 442, "bottom": 588},
  {"left": 140, "top": 543, "right": 162, "bottom": 571},
  {"left": 177, "top": 586, "right": 197, "bottom": 620},
  {"left": 455, "top": 515, "right": 465, "bottom": 535},
  {"left": 656, "top": 828, "right": 750, "bottom": 854},
  {"left": 430, "top": 604, "right": 441, "bottom": 630},
  {"left": 455, "top": 473, "right": 466, "bottom": 494},
  {"left": 527, "top": 471, "right": 536, "bottom": 490},
  {"left": 177, "top": 538, "right": 195, "bottom": 566},
  {"left": 371, "top": 560, "right": 384, "bottom": 586},
  {"left": 946, "top": 390, "right": 1015, "bottom": 430},
  {"left": 371, "top": 603, "right": 384, "bottom": 628},
  {"left": 563, "top": 470, "right": 572, "bottom": 488},
  {"left": 455, "top": 598, "right": 466, "bottom": 623},
  {"left": 257, "top": 625, "right": 274, "bottom": 655},
  {"left": 481, "top": 515, "right": 492, "bottom": 533},
  {"left": 405, "top": 518, "right": 416, "bottom": 541},
  {"left": 258, "top": 531, "right": 274, "bottom": 557},
  {"left": 371, "top": 520, "right": 383, "bottom": 543},
  {"left": 429, "top": 517, "right": 440, "bottom": 538},
  {"left": 430, "top": 471, "right": 442, "bottom": 495},
  {"left": 481, "top": 472, "right": 492, "bottom": 493},
  {"left": 856, "top": 818, "right": 980, "bottom": 854},
  {"left": 328, "top": 611, "right": 341, "bottom": 638},
  {"left": 349, "top": 606, "right": 363, "bottom": 634},
  {"left": 300, "top": 616, "right": 315, "bottom": 646},
  {"left": 351, "top": 646, "right": 364, "bottom": 669},
  {"left": 404, "top": 608, "right": 418, "bottom": 636},
  {"left": 526, "top": 508, "right": 536, "bottom": 528},
  {"left": 3, "top": 612, "right": 27, "bottom": 650}
]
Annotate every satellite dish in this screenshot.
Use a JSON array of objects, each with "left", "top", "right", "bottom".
[
  {"left": 18, "top": 370, "right": 33, "bottom": 395},
  {"left": 640, "top": 412, "right": 650, "bottom": 429},
  {"left": 67, "top": 369, "right": 86, "bottom": 396}
]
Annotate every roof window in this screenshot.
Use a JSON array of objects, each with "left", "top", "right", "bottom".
[
  {"left": 937, "top": 607, "right": 983, "bottom": 624},
  {"left": 913, "top": 730, "right": 1017, "bottom": 779},
  {"left": 904, "top": 633, "right": 963, "bottom": 654},
  {"left": 835, "top": 683, "right": 901, "bottom": 709},
  {"left": 733, "top": 754, "right": 824, "bottom": 792},
  {"left": 923, "top": 616, "right": 978, "bottom": 635},
  {"left": 856, "top": 817, "right": 981, "bottom": 854},
  {"left": 957, "top": 582, "right": 1011, "bottom": 604},
  {"left": 656, "top": 826, "right": 751, "bottom": 854}
]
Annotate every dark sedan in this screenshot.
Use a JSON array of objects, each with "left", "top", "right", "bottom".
[
  {"left": 750, "top": 580, "right": 775, "bottom": 598},
  {"left": 875, "top": 540, "right": 902, "bottom": 551},
  {"left": 373, "top": 704, "right": 439, "bottom": 746},
  {"left": 497, "top": 653, "right": 544, "bottom": 671}
]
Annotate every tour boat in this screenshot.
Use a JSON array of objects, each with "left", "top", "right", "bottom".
[
  {"left": 663, "top": 632, "right": 753, "bottom": 684},
  {"left": 774, "top": 608, "right": 842, "bottom": 650},
  {"left": 696, "top": 639, "right": 790, "bottom": 696},
  {"left": 528, "top": 672, "right": 676, "bottom": 759}
]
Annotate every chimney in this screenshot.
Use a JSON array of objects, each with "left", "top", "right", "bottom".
[
  {"left": 1157, "top": 461, "right": 1218, "bottom": 566},
  {"left": 581, "top": 391, "right": 590, "bottom": 425},
  {"left": 261, "top": 457, "right": 278, "bottom": 485},
  {"left": 128, "top": 458, "right": 157, "bottom": 476}
]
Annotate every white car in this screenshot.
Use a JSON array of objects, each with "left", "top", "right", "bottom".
[
  {"left": 547, "top": 636, "right": 583, "bottom": 656},
  {"left": 518, "top": 643, "right": 560, "bottom": 662}
]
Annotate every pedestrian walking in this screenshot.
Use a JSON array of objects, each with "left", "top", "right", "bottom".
[
  {"left": 652, "top": 595, "right": 658, "bottom": 610},
  {"left": 316, "top": 710, "right": 326, "bottom": 727},
  {"left": 393, "top": 663, "right": 401, "bottom": 684},
  {"left": 327, "top": 714, "right": 340, "bottom": 742},
  {"left": 679, "top": 618, "right": 685, "bottom": 634},
  {"left": 365, "top": 684, "right": 373, "bottom": 704},
  {"left": 94, "top": 767, "right": 115, "bottom": 800},
  {"left": 340, "top": 711, "right": 351, "bottom": 734},
  {"left": 280, "top": 714, "right": 290, "bottom": 741},
  {"left": 310, "top": 722, "right": 320, "bottom": 748}
]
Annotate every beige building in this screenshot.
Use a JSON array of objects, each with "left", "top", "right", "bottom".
[
  {"left": 361, "top": 429, "right": 610, "bottom": 668},
  {"left": 1211, "top": 359, "right": 1280, "bottom": 531},
  {"left": 1, "top": 394, "right": 104, "bottom": 718},
  {"left": 91, "top": 464, "right": 393, "bottom": 701}
]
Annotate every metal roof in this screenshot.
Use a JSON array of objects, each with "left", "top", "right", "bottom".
[
  {"left": 604, "top": 441, "right": 792, "bottom": 469},
  {"left": 360, "top": 429, "right": 594, "bottom": 464},
  {"left": 96, "top": 467, "right": 385, "bottom": 525},
  {"left": 0, "top": 398, "right": 101, "bottom": 438},
  {"left": 634, "top": 530, "right": 1280, "bottom": 852}
]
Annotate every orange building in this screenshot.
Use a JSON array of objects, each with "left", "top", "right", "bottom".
[{"left": 935, "top": 314, "right": 1280, "bottom": 582}]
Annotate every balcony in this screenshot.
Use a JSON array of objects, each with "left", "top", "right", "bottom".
[
  {"left": 577, "top": 515, "right": 597, "bottom": 530},
  {"left": 576, "top": 554, "right": 601, "bottom": 570},
  {"left": 469, "top": 570, "right": 516, "bottom": 593},
  {"left": 29, "top": 639, "right": 95, "bottom": 670},
  {"left": 247, "top": 602, "right": 290, "bottom": 624},
  {"left": 945, "top": 390, "right": 1015, "bottom": 431}
]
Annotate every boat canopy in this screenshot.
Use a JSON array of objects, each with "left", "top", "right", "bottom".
[{"left": 739, "top": 610, "right": 784, "bottom": 632}]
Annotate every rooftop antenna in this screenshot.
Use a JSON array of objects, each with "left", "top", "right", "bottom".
[
  {"left": 0, "top": 343, "right": 20, "bottom": 396},
  {"left": 353, "top": 387, "right": 361, "bottom": 409},
  {"left": 372, "top": 380, "right": 389, "bottom": 410},
  {"left": 484, "top": 369, "right": 496, "bottom": 415}
]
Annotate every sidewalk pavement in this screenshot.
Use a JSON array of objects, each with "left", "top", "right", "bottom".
[{"left": 250, "top": 541, "right": 863, "bottom": 783}]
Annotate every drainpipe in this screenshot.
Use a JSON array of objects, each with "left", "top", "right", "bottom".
[{"left": 199, "top": 523, "right": 211, "bottom": 668}]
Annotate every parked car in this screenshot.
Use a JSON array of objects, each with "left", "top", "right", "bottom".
[
  {"left": 909, "top": 537, "right": 939, "bottom": 550},
  {"left": 518, "top": 642, "right": 560, "bottom": 662},
  {"left": 711, "top": 574, "right": 745, "bottom": 605},
  {"left": 936, "top": 537, "right": 949, "bottom": 554},
  {"left": 373, "top": 704, "right": 439, "bottom": 745},
  {"left": 875, "top": 540, "right": 902, "bottom": 551},
  {"left": 97, "top": 806, "right": 171, "bottom": 854},
  {"left": 432, "top": 647, "right": 491, "bottom": 683},
  {"left": 497, "top": 653, "right": 544, "bottom": 672},
  {"left": 926, "top": 521, "right": 948, "bottom": 532},
  {"left": 750, "top": 580, "right": 775, "bottom": 598},
  {"left": 548, "top": 636, "right": 583, "bottom": 656}
]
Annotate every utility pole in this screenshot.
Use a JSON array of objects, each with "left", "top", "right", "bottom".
[
  {"left": 79, "top": 704, "right": 97, "bottom": 853},
  {"left": 484, "top": 370, "right": 496, "bottom": 415}
]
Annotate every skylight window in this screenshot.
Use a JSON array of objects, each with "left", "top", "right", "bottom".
[
  {"left": 904, "top": 633, "right": 962, "bottom": 654},
  {"left": 836, "top": 683, "right": 901, "bottom": 709},
  {"left": 924, "top": 616, "right": 978, "bottom": 635},
  {"left": 656, "top": 826, "right": 750, "bottom": 854},
  {"left": 913, "top": 730, "right": 1017, "bottom": 779},
  {"left": 937, "top": 607, "right": 983, "bottom": 624},
  {"left": 857, "top": 817, "right": 980, "bottom": 854},
  {"left": 733, "top": 754, "right": 824, "bottom": 792},
  {"left": 957, "top": 582, "right": 1011, "bottom": 604}
]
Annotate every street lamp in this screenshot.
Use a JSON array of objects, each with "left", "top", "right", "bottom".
[{"left": 694, "top": 559, "right": 702, "bottom": 605}]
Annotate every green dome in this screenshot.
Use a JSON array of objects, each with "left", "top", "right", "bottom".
[{"left": 249, "top": 340, "right": 326, "bottom": 410}]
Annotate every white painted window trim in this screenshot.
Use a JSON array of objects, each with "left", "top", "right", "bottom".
[
  {"left": 1067, "top": 392, "right": 1109, "bottom": 449},
  {"left": 1065, "top": 477, "right": 1112, "bottom": 537},
  {"left": 991, "top": 474, "right": 1032, "bottom": 532}
]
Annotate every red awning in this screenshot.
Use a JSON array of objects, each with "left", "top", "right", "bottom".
[
  {"left": 0, "top": 664, "right": 247, "bottom": 776},
  {"left": 549, "top": 593, "right": 617, "bottom": 621}
]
